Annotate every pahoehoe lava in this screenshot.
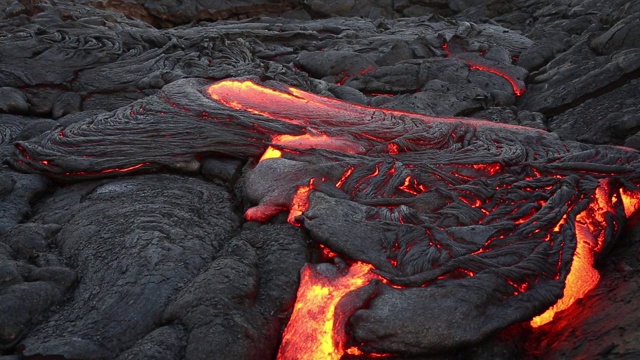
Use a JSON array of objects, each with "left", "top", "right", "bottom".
[
  {"left": 9, "top": 77, "right": 640, "bottom": 357},
  {"left": 2, "top": 1, "right": 640, "bottom": 359}
]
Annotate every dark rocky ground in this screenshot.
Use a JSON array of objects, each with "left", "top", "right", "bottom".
[{"left": 1, "top": 0, "right": 640, "bottom": 359}]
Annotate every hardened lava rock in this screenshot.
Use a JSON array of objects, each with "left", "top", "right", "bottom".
[
  {"left": 15, "top": 174, "right": 239, "bottom": 358},
  {"left": 3, "top": 0, "right": 640, "bottom": 358}
]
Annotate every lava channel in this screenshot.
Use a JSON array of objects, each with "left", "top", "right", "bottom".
[{"left": 277, "top": 261, "right": 380, "bottom": 360}]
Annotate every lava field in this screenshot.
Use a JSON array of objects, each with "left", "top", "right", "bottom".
[{"left": 1, "top": 1, "right": 640, "bottom": 359}]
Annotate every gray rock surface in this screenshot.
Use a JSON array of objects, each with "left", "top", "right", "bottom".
[{"left": 17, "top": 175, "right": 238, "bottom": 358}]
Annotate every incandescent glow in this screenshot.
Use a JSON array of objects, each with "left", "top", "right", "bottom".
[
  {"left": 244, "top": 205, "right": 286, "bottom": 222},
  {"left": 468, "top": 64, "right": 526, "bottom": 96},
  {"left": 287, "top": 178, "right": 315, "bottom": 226},
  {"left": 207, "top": 79, "right": 543, "bottom": 132},
  {"left": 259, "top": 146, "right": 283, "bottom": 162},
  {"left": 399, "top": 175, "right": 427, "bottom": 195},
  {"left": 441, "top": 42, "right": 526, "bottom": 96},
  {"left": 272, "top": 133, "right": 363, "bottom": 154},
  {"left": 530, "top": 223, "right": 600, "bottom": 327},
  {"left": 336, "top": 166, "right": 355, "bottom": 188},
  {"left": 531, "top": 181, "right": 612, "bottom": 327},
  {"left": 620, "top": 188, "right": 640, "bottom": 217},
  {"left": 470, "top": 163, "right": 502, "bottom": 176},
  {"left": 206, "top": 78, "right": 639, "bottom": 346},
  {"left": 277, "top": 262, "right": 378, "bottom": 360},
  {"left": 208, "top": 80, "right": 309, "bottom": 123},
  {"left": 64, "top": 163, "right": 149, "bottom": 177}
]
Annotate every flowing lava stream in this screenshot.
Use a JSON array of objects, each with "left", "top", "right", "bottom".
[
  {"left": 277, "top": 262, "right": 379, "bottom": 360},
  {"left": 9, "top": 77, "right": 640, "bottom": 358},
  {"left": 532, "top": 182, "right": 640, "bottom": 327},
  {"left": 203, "top": 79, "right": 640, "bottom": 355},
  {"left": 207, "top": 79, "right": 544, "bottom": 132}
]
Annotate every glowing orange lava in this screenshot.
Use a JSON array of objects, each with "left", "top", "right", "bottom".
[
  {"left": 287, "top": 178, "right": 315, "bottom": 226},
  {"left": 277, "top": 262, "right": 378, "bottom": 360},
  {"left": 531, "top": 181, "right": 612, "bottom": 327},
  {"left": 272, "top": 133, "right": 363, "bottom": 154},
  {"left": 336, "top": 166, "right": 354, "bottom": 188},
  {"left": 259, "top": 146, "right": 282, "bottom": 162},
  {"left": 206, "top": 79, "right": 639, "bottom": 343},
  {"left": 620, "top": 188, "right": 640, "bottom": 217},
  {"left": 399, "top": 175, "right": 427, "bottom": 195},
  {"left": 207, "top": 80, "right": 543, "bottom": 133},
  {"left": 470, "top": 163, "right": 502, "bottom": 176}
]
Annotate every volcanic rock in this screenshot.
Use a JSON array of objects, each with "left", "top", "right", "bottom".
[
  {"left": 17, "top": 174, "right": 239, "bottom": 358},
  {"left": 1, "top": 0, "right": 640, "bottom": 359},
  {"left": 163, "top": 225, "right": 306, "bottom": 360}
]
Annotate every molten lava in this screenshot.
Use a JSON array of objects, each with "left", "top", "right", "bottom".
[
  {"left": 271, "top": 133, "right": 363, "bottom": 154},
  {"left": 15, "top": 77, "right": 640, "bottom": 356},
  {"left": 206, "top": 79, "right": 640, "bottom": 350},
  {"left": 259, "top": 147, "right": 282, "bottom": 162},
  {"left": 207, "top": 79, "right": 542, "bottom": 132},
  {"left": 277, "top": 261, "right": 378, "bottom": 360},
  {"left": 287, "top": 178, "right": 315, "bottom": 226},
  {"left": 620, "top": 188, "right": 640, "bottom": 218},
  {"left": 531, "top": 181, "right": 613, "bottom": 327},
  {"left": 64, "top": 163, "right": 150, "bottom": 176},
  {"left": 530, "top": 223, "right": 601, "bottom": 327},
  {"left": 468, "top": 64, "right": 526, "bottom": 96},
  {"left": 441, "top": 42, "right": 527, "bottom": 96},
  {"left": 399, "top": 175, "right": 427, "bottom": 195}
]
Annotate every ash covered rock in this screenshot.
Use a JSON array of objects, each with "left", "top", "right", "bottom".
[
  {"left": 0, "top": 171, "right": 66, "bottom": 352},
  {"left": 548, "top": 80, "right": 640, "bottom": 146},
  {"left": 115, "top": 325, "right": 187, "bottom": 360},
  {"left": 350, "top": 275, "right": 561, "bottom": 354}
]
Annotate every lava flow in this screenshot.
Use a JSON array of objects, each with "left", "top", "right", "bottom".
[
  {"left": 468, "top": 63, "right": 526, "bottom": 96},
  {"left": 13, "top": 77, "right": 640, "bottom": 357},
  {"left": 206, "top": 79, "right": 541, "bottom": 132},
  {"left": 532, "top": 182, "right": 640, "bottom": 327},
  {"left": 442, "top": 42, "right": 527, "bottom": 96},
  {"left": 217, "top": 78, "right": 640, "bottom": 353},
  {"left": 287, "top": 178, "right": 315, "bottom": 225},
  {"left": 277, "top": 261, "right": 378, "bottom": 360}
]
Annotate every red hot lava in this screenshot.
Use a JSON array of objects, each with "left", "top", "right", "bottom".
[
  {"left": 442, "top": 42, "right": 527, "bottom": 96},
  {"left": 13, "top": 77, "right": 640, "bottom": 358},
  {"left": 206, "top": 79, "right": 540, "bottom": 132},
  {"left": 277, "top": 262, "right": 380, "bottom": 360},
  {"left": 203, "top": 79, "right": 640, "bottom": 357},
  {"left": 531, "top": 180, "right": 615, "bottom": 327}
]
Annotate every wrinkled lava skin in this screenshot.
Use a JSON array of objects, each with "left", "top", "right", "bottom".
[{"left": 10, "top": 78, "right": 640, "bottom": 356}]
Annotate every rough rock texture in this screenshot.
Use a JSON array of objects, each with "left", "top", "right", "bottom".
[
  {"left": 526, "top": 221, "right": 640, "bottom": 360},
  {"left": 163, "top": 225, "right": 307, "bottom": 360},
  {"left": 17, "top": 174, "right": 239, "bottom": 358},
  {"left": 1, "top": 0, "right": 640, "bottom": 359}
]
